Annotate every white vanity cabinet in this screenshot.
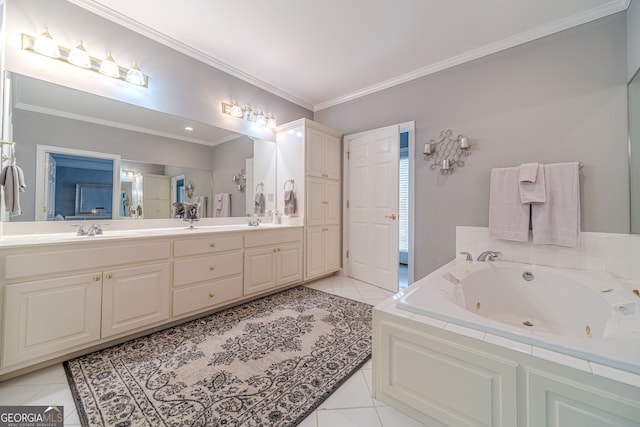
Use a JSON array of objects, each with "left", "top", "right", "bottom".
[
  {"left": 3, "top": 273, "right": 102, "bottom": 367},
  {"left": 243, "top": 228, "right": 303, "bottom": 296},
  {"left": 172, "top": 233, "right": 244, "bottom": 317},
  {"left": 1, "top": 240, "right": 171, "bottom": 370},
  {"left": 276, "top": 119, "right": 343, "bottom": 281}
]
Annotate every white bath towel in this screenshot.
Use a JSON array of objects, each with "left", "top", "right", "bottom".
[
  {"left": 283, "top": 190, "right": 296, "bottom": 215},
  {"left": 489, "top": 167, "right": 530, "bottom": 242},
  {"left": 214, "top": 193, "right": 231, "bottom": 217},
  {"left": 519, "top": 163, "right": 546, "bottom": 204},
  {"left": 0, "top": 164, "right": 26, "bottom": 216},
  {"left": 531, "top": 162, "right": 580, "bottom": 247},
  {"left": 254, "top": 192, "right": 265, "bottom": 215}
]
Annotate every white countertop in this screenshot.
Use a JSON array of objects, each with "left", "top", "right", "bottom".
[{"left": 0, "top": 223, "right": 302, "bottom": 248}]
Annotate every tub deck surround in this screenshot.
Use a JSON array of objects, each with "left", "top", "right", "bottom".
[
  {"left": 394, "top": 259, "right": 640, "bottom": 375},
  {"left": 0, "top": 223, "right": 306, "bottom": 379},
  {"left": 374, "top": 260, "right": 640, "bottom": 426}
]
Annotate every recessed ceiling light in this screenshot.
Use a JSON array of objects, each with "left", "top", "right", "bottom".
[{"left": 184, "top": 126, "right": 194, "bottom": 132}]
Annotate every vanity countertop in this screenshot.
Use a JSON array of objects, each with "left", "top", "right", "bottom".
[{"left": 0, "top": 223, "right": 303, "bottom": 248}]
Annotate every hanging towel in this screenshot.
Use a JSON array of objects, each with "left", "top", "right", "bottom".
[
  {"left": 519, "top": 163, "right": 546, "bottom": 204},
  {"left": 283, "top": 190, "right": 297, "bottom": 215},
  {"left": 0, "top": 164, "right": 26, "bottom": 216},
  {"left": 214, "top": 193, "right": 231, "bottom": 217},
  {"left": 488, "top": 167, "right": 530, "bottom": 242},
  {"left": 532, "top": 162, "right": 580, "bottom": 247},
  {"left": 254, "top": 192, "right": 265, "bottom": 215}
]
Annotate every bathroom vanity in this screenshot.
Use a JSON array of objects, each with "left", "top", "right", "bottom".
[{"left": 0, "top": 225, "right": 304, "bottom": 379}]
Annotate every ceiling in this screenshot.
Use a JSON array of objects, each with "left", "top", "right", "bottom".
[{"left": 69, "top": 0, "right": 629, "bottom": 111}]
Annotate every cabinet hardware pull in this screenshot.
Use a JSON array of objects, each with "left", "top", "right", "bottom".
[
  {"left": 210, "top": 243, "right": 216, "bottom": 248},
  {"left": 385, "top": 213, "right": 398, "bottom": 220},
  {"left": 209, "top": 266, "right": 215, "bottom": 271},
  {"left": 105, "top": 273, "right": 113, "bottom": 279},
  {"left": 93, "top": 275, "right": 101, "bottom": 282},
  {"left": 209, "top": 292, "right": 215, "bottom": 298},
  {"left": 273, "top": 249, "right": 277, "bottom": 252}
]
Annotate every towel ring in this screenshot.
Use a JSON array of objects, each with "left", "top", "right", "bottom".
[
  {"left": 255, "top": 182, "right": 264, "bottom": 192},
  {"left": 284, "top": 179, "right": 295, "bottom": 191}
]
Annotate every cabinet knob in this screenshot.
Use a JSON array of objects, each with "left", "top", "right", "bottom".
[
  {"left": 209, "top": 266, "right": 215, "bottom": 271},
  {"left": 93, "top": 275, "right": 101, "bottom": 282},
  {"left": 209, "top": 292, "right": 215, "bottom": 298},
  {"left": 105, "top": 273, "right": 113, "bottom": 279},
  {"left": 273, "top": 248, "right": 278, "bottom": 253},
  {"left": 210, "top": 243, "right": 216, "bottom": 248}
]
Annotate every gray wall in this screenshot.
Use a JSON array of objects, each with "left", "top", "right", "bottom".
[
  {"left": 210, "top": 136, "right": 254, "bottom": 217},
  {"left": 629, "top": 0, "right": 640, "bottom": 80},
  {"left": 315, "top": 13, "right": 629, "bottom": 279},
  {"left": 3, "top": 0, "right": 312, "bottom": 140}
]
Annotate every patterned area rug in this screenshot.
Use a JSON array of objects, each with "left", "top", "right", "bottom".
[{"left": 64, "top": 286, "right": 372, "bottom": 426}]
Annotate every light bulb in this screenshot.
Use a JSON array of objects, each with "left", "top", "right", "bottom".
[
  {"left": 99, "top": 51, "right": 120, "bottom": 78},
  {"left": 266, "top": 114, "right": 276, "bottom": 128},
  {"left": 255, "top": 109, "right": 266, "bottom": 126},
  {"left": 33, "top": 27, "right": 60, "bottom": 58},
  {"left": 125, "top": 61, "right": 145, "bottom": 86},
  {"left": 230, "top": 102, "right": 243, "bottom": 117},
  {"left": 68, "top": 40, "right": 91, "bottom": 68},
  {"left": 244, "top": 105, "right": 255, "bottom": 122}
]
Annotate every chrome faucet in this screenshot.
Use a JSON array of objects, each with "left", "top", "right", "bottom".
[
  {"left": 76, "top": 225, "right": 89, "bottom": 236},
  {"left": 87, "top": 223, "right": 104, "bottom": 236},
  {"left": 248, "top": 217, "right": 261, "bottom": 227},
  {"left": 459, "top": 251, "right": 473, "bottom": 261},
  {"left": 477, "top": 251, "right": 501, "bottom": 261}
]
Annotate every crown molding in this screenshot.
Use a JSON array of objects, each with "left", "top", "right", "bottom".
[
  {"left": 314, "top": 0, "right": 630, "bottom": 111},
  {"left": 15, "top": 102, "right": 235, "bottom": 146},
  {"left": 66, "top": 0, "right": 314, "bottom": 111}
]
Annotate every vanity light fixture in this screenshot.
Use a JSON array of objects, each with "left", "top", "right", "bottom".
[
  {"left": 222, "top": 102, "right": 276, "bottom": 129},
  {"left": 33, "top": 27, "right": 60, "bottom": 58},
  {"left": 424, "top": 129, "right": 472, "bottom": 175},
  {"left": 68, "top": 40, "right": 91, "bottom": 68},
  {"left": 22, "top": 29, "right": 148, "bottom": 87},
  {"left": 99, "top": 51, "right": 120, "bottom": 78}
]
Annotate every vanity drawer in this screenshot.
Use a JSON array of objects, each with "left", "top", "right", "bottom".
[
  {"left": 244, "top": 228, "right": 303, "bottom": 248},
  {"left": 174, "top": 234, "right": 243, "bottom": 257},
  {"left": 172, "top": 276, "right": 242, "bottom": 317},
  {"left": 173, "top": 252, "right": 243, "bottom": 287}
]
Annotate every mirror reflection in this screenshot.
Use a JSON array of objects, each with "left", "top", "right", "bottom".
[
  {"left": 631, "top": 68, "right": 640, "bottom": 234},
  {"left": 5, "top": 73, "right": 277, "bottom": 222}
]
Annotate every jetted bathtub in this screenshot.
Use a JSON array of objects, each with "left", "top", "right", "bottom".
[{"left": 396, "top": 259, "right": 640, "bottom": 373}]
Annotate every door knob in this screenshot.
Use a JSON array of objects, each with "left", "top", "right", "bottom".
[{"left": 385, "top": 213, "right": 397, "bottom": 220}]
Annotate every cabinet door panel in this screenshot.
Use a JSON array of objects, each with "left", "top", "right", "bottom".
[
  {"left": 277, "top": 243, "right": 302, "bottom": 286},
  {"left": 325, "top": 180, "right": 341, "bottom": 225},
  {"left": 102, "top": 263, "right": 170, "bottom": 338},
  {"left": 324, "top": 225, "right": 341, "bottom": 273},
  {"left": 306, "top": 177, "right": 325, "bottom": 227},
  {"left": 244, "top": 249, "right": 276, "bottom": 295},
  {"left": 305, "top": 227, "right": 325, "bottom": 280},
  {"left": 3, "top": 273, "right": 102, "bottom": 367},
  {"left": 324, "top": 135, "right": 341, "bottom": 180},
  {"left": 306, "top": 128, "right": 325, "bottom": 178}
]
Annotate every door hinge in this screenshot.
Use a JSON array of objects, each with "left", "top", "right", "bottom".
[
  {"left": 346, "top": 151, "right": 350, "bottom": 160},
  {"left": 346, "top": 200, "right": 349, "bottom": 208},
  {"left": 346, "top": 250, "right": 349, "bottom": 258}
]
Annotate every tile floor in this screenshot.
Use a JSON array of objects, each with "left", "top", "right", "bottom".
[{"left": 0, "top": 274, "right": 427, "bottom": 427}]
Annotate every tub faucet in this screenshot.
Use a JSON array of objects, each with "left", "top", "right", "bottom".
[{"left": 477, "top": 251, "right": 501, "bottom": 261}]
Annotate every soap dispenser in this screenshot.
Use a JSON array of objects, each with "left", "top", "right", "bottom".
[{"left": 272, "top": 210, "right": 280, "bottom": 224}]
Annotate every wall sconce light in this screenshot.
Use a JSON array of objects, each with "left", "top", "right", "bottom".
[
  {"left": 424, "top": 129, "right": 472, "bottom": 175},
  {"left": 222, "top": 102, "right": 276, "bottom": 129},
  {"left": 22, "top": 28, "right": 148, "bottom": 87}
]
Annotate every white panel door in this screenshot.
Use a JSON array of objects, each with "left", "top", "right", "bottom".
[{"left": 346, "top": 125, "right": 399, "bottom": 291}]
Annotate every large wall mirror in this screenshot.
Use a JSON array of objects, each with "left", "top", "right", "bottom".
[
  {"left": 3, "top": 72, "right": 277, "bottom": 223},
  {"left": 630, "top": 67, "right": 640, "bottom": 234}
]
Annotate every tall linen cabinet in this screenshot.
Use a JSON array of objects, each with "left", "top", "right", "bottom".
[{"left": 276, "top": 119, "right": 342, "bottom": 281}]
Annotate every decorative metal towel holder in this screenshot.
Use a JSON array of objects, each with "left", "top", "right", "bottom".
[{"left": 424, "top": 130, "right": 471, "bottom": 175}]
